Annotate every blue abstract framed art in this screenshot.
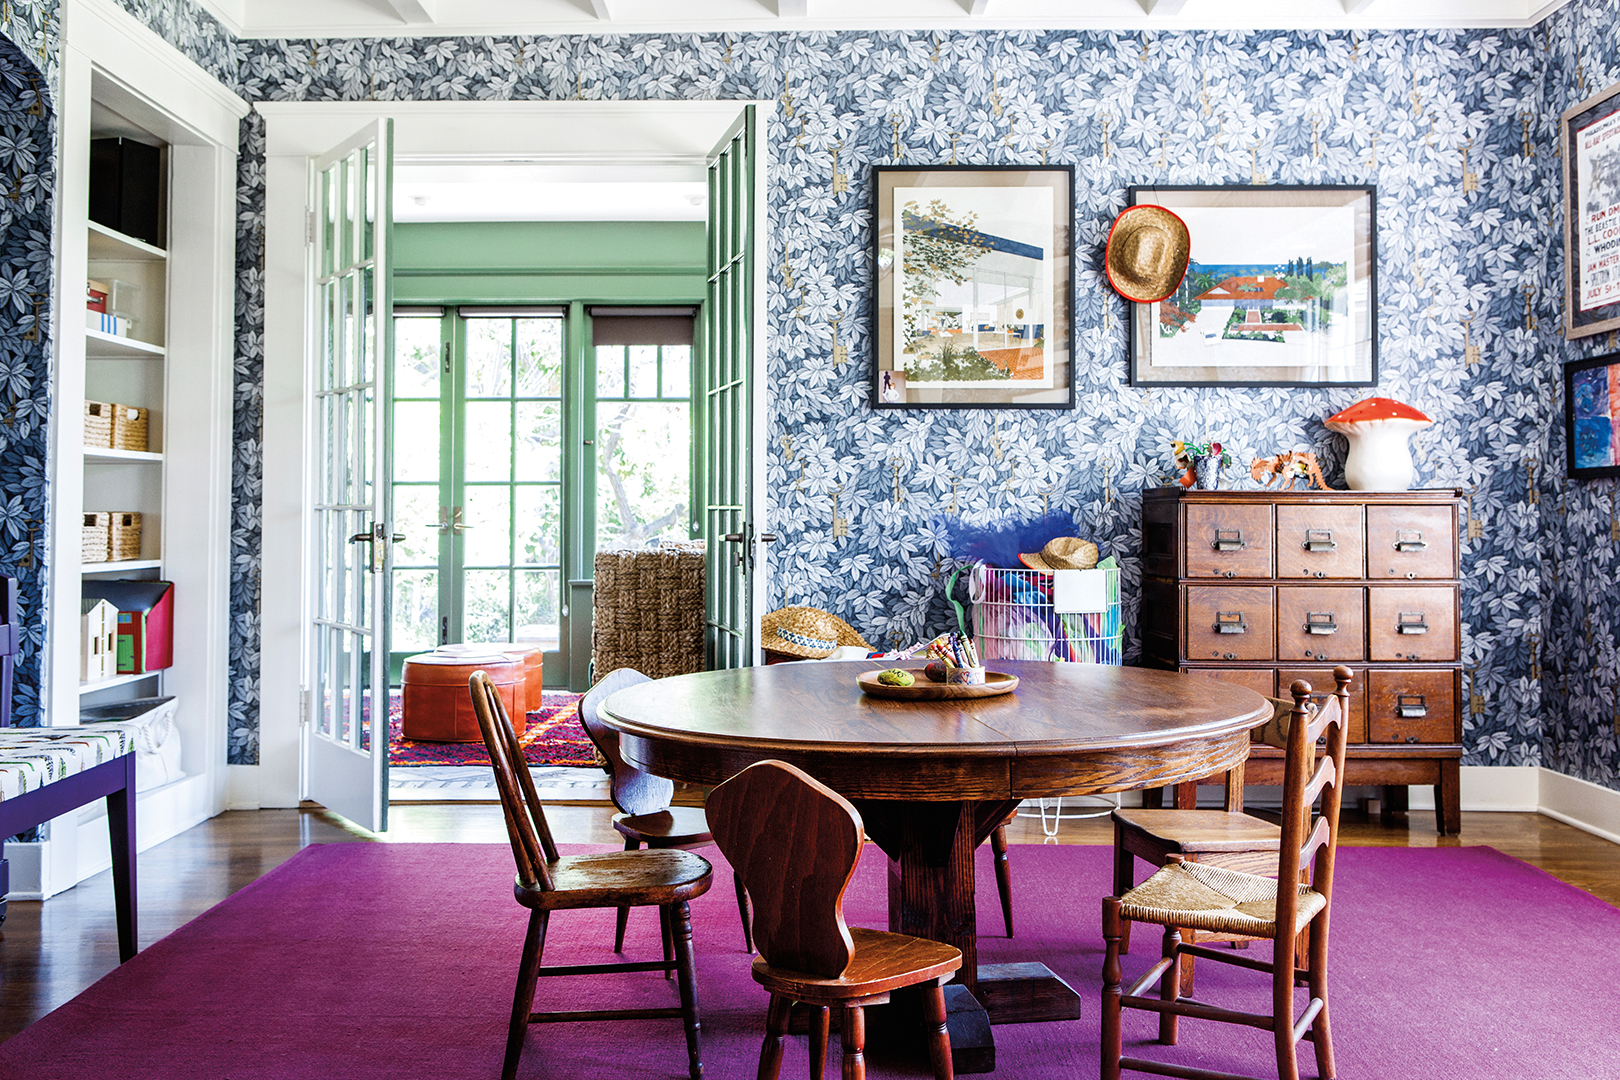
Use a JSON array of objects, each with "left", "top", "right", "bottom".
[{"left": 1565, "top": 351, "right": 1620, "bottom": 479}]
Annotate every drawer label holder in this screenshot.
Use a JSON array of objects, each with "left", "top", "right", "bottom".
[
  {"left": 1213, "top": 611, "right": 1248, "bottom": 634},
  {"left": 1212, "top": 529, "right": 1246, "bottom": 552},
  {"left": 1303, "top": 529, "right": 1337, "bottom": 552},
  {"left": 1396, "top": 693, "right": 1429, "bottom": 719},
  {"left": 1397, "top": 612, "right": 1429, "bottom": 635},
  {"left": 1304, "top": 612, "right": 1339, "bottom": 635},
  {"left": 1394, "top": 530, "right": 1428, "bottom": 552}
]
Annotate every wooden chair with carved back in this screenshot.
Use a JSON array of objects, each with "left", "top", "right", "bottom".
[
  {"left": 708, "top": 759, "right": 962, "bottom": 1080},
  {"left": 1110, "top": 668, "right": 1353, "bottom": 994},
  {"left": 578, "top": 667, "right": 753, "bottom": 959},
  {"left": 470, "top": 670, "right": 712, "bottom": 1080},
  {"left": 1100, "top": 670, "right": 1352, "bottom": 1080}
]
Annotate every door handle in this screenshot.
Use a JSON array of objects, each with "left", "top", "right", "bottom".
[
  {"left": 349, "top": 522, "right": 394, "bottom": 573},
  {"left": 723, "top": 532, "right": 744, "bottom": 543},
  {"left": 759, "top": 533, "right": 778, "bottom": 543},
  {"left": 436, "top": 506, "right": 471, "bottom": 533}
]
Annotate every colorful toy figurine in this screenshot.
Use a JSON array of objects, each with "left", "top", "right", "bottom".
[{"left": 1250, "top": 450, "right": 1330, "bottom": 491}]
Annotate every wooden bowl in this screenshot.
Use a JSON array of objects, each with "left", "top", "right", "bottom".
[{"left": 857, "top": 667, "right": 1019, "bottom": 701}]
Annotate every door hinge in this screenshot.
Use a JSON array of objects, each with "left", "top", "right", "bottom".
[
  {"left": 299, "top": 688, "right": 311, "bottom": 726},
  {"left": 442, "top": 340, "right": 452, "bottom": 375},
  {"left": 305, "top": 210, "right": 315, "bottom": 246}
]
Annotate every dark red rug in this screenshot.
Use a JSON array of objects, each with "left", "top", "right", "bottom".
[
  {"left": 387, "top": 690, "right": 595, "bottom": 768},
  {"left": 4, "top": 843, "right": 1614, "bottom": 1079}
]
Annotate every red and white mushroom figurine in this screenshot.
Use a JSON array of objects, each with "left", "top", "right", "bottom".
[{"left": 1324, "top": 398, "right": 1432, "bottom": 491}]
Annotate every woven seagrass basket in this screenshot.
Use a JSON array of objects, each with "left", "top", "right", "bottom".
[
  {"left": 110, "top": 511, "right": 142, "bottom": 561},
  {"left": 82, "top": 512, "right": 111, "bottom": 563},
  {"left": 84, "top": 401, "right": 114, "bottom": 448},
  {"left": 110, "top": 404, "right": 149, "bottom": 452},
  {"left": 591, "top": 541, "right": 706, "bottom": 680}
]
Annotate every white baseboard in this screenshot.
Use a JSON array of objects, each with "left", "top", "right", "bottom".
[
  {"left": 1407, "top": 765, "right": 1540, "bottom": 812},
  {"left": 1537, "top": 768, "right": 1620, "bottom": 846}
]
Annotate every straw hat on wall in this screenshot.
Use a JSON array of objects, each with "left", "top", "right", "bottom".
[
  {"left": 1104, "top": 204, "right": 1191, "bottom": 304},
  {"left": 760, "top": 606, "right": 871, "bottom": 659}
]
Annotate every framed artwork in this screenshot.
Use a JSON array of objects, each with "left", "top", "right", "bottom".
[
  {"left": 1565, "top": 352, "right": 1620, "bottom": 479},
  {"left": 1562, "top": 79, "right": 1620, "bottom": 340},
  {"left": 1125, "top": 185, "right": 1378, "bottom": 388},
  {"left": 872, "top": 165, "right": 1074, "bottom": 409}
]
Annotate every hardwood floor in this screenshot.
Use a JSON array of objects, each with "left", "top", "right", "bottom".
[{"left": 1, "top": 800, "right": 1615, "bottom": 1044}]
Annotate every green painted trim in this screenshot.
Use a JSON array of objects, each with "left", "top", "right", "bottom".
[{"left": 396, "top": 266, "right": 705, "bottom": 277}]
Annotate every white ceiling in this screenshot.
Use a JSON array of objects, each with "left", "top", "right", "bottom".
[{"left": 200, "top": 0, "right": 1571, "bottom": 38}]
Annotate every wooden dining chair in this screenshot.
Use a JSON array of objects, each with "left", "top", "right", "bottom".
[
  {"left": 578, "top": 667, "right": 753, "bottom": 957},
  {"left": 470, "top": 670, "right": 712, "bottom": 1080},
  {"left": 707, "top": 759, "right": 963, "bottom": 1080},
  {"left": 1100, "top": 671, "right": 1351, "bottom": 1080},
  {"left": 1109, "top": 668, "right": 1352, "bottom": 993}
]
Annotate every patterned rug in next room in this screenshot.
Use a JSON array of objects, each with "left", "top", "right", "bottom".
[{"left": 386, "top": 690, "right": 596, "bottom": 768}]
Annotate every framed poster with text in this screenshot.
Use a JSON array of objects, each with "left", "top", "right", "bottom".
[{"left": 1563, "top": 79, "right": 1620, "bottom": 340}]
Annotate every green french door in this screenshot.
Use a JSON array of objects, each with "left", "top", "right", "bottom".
[{"left": 390, "top": 308, "right": 565, "bottom": 677}]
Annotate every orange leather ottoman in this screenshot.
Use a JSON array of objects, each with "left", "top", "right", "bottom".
[
  {"left": 435, "top": 643, "right": 542, "bottom": 720},
  {"left": 402, "top": 652, "right": 523, "bottom": 742}
]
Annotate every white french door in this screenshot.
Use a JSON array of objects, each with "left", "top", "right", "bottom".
[{"left": 303, "top": 120, "right": 394, "bottom": 832}]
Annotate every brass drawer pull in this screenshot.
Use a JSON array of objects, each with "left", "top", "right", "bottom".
[
  {"left": 1213, "top": 612, "right": 1247, "bottom": 634},
  {"left": 1212, "top": 529, "right": 1245, "bottom": 552},
  {"left": 1394, "top": 529, "right": 1427, "bottom": 552},
  {"left": 1304, "top": 612, "right": 1338, "bottom": 635},
  {"left": 1396, "top": 693, "right": 1428, "bottom": 719},
  {"left": 1397, "top": 612, "right": 1429, "bottom": 635},
  {"left": 1303, "top": 529, "right": 1336, "bottom": 553}
]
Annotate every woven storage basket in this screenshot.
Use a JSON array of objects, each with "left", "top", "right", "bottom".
[
  {"left": 110, "top": 404, "right": 149, "bottom": 452},
  {"left": 110, "top": 511, "right": 142, "bottom": 561},
  {"left": 592, "top": 541, "right": 706, "bottom": 680},
  {"left": 84, "top": 401, "right": 114, "bottom": 448},
  {"left": 82, "top": 512, "right": 111, "bottom": 563}
]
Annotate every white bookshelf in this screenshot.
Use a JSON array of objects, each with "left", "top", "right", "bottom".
[{"left": 29, "top": 0, "right": 249, "bottom": 903}]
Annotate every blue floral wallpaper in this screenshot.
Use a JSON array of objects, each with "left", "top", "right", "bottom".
[
  {"left": 0, "top": 18, "right": 55, "bottom": 731},
  {"left": 1539, "top": 0, "right": 1620, "bottom": 791},
  {"left": 20, "top": 1, "right": 1620, "bottom": 789}
]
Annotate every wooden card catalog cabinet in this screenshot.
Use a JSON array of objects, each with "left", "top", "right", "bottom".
[{"left": 1141, "top": 487, "right": 1464, "bottom": 834}]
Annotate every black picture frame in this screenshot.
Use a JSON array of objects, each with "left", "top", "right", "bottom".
[
  {"left": 1125, "top": 184, "right": 1378, "bottom": 388},
  {"left": 871, "top": 164, "right": 1075, "bottom": 410},
  {"left": 1561, "top": 80, "right": 1620, "bottom": 341},
  {"left": 1564, "top": 351, "right": 1620, "bottom": 479}
]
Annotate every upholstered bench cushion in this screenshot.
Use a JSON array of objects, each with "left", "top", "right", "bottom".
[{"left": 0, "top": 723, "right": 141, "bottom": 801}]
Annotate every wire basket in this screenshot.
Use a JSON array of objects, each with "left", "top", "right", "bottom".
[{"left": 970, "top": 563, "right": 1121, "bottom": 665}]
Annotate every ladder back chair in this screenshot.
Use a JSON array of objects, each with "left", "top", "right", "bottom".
[
  {"left": 470, "top": 670, "right": 712, "bottom": 1080},
  {"left": 1108, "top": 675, "right": 1351, "bottom": 994},
  {"left": 1101, "top": 668, "right": 1353, "bottom": 1080},
  {"left": 578, "top": 668, "right": 753, "bottom": 958},
  {"left": 707, "top": 759, "right": 962, "bottom": 1080}
]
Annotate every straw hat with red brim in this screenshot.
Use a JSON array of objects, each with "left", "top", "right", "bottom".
[{"left": 1104, "top": 205, "right": 1192, "bottom": 304}]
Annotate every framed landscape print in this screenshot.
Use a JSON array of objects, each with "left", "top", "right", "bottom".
[
  {"left": 1565, "top": 352, "right": 1620, "bottom": 479},
  {"left": 872, "top": 165, "right": 1074, "bottom": 409},
  {"left": 1126, "top": 185, "right": 1378, "bottom": 388},
  {"left": 1562, "top": 79, "right": 1620, "bottom": 340}
]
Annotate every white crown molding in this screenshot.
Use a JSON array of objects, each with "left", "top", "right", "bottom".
[
  {"left": 66, "top": 0, "right": 249, "bottom": 147},
  {"left": 189, "top": 0, "right": 1578, "bottom": 39}
]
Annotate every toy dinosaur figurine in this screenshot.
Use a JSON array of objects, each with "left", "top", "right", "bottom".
[{"left": 1250, "top": 450, "right": 1330, "bottom": 491}]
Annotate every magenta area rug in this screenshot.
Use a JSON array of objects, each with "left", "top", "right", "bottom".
[{"left": 4, "top": 843, "right": 1615, "bottom": 1080}]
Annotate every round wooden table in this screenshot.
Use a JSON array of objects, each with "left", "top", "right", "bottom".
[{"left": 600, "top": 658, "right": 1269, "bottom": 1072}]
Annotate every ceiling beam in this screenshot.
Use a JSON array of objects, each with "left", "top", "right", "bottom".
[
  {"left": 1140, "top": 0, "right": 1191, "bottom": 14},
  {"left": 385, "top": 0, "right": 436, "bottom": 23},
  {"left": 1342, "top": 0, "right": 1377, "bottom": 13},
  {"left": 776, "top": 0, "right": 809, "bottom": 16}
]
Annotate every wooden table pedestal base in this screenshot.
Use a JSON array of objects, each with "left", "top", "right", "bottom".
[{"left": 848, "top": 798, "right": 1084, "bottom": 1073}]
